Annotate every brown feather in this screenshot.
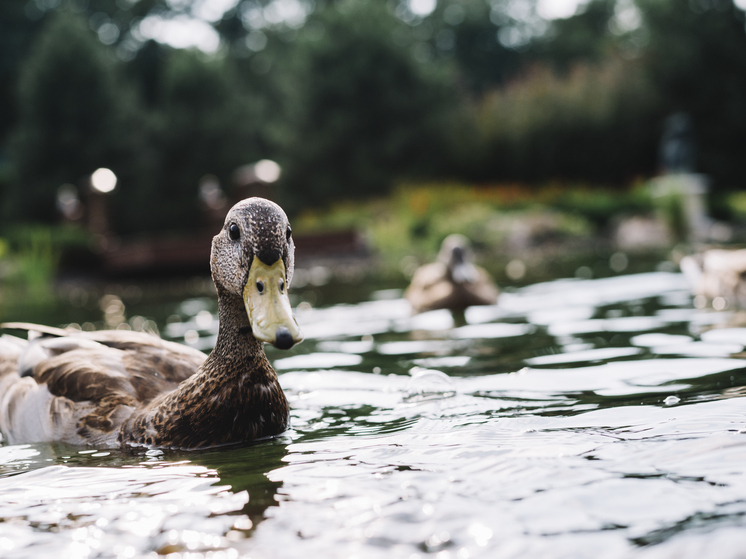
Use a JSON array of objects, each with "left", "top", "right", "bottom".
[{"left": 0, "top": 198, "right": 297, "bottom": 449}]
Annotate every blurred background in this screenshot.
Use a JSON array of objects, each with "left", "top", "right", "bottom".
[{"left": 1, "top": 0, "right": 746, "bottom": 323}]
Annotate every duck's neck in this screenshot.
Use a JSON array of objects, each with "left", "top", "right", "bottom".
[
  {"left": 121, "top": 287, "right": 289, "bottom": 449},
  {"left": 211, "top": 286, "right": 263, "bottom": 367}
]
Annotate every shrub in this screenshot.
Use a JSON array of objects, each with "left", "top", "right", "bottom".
[
  {"left": 7, "top": 12, "right": 135, "bottom": 223},
  {"left": 473, "top": 59, "right": 661, "bottom": 185}
]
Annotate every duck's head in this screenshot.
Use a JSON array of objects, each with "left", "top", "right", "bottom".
[{"left": 211, "top": 197, "right": 302, "bottom": 350}]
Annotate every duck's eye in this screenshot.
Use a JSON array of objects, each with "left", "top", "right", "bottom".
[
  {"left": 286, "top": 226, "right": 292, "bottom": 242},
  {"left": 279, "top": 279, "right": 285, "bottom": 293},
  {"left": 256, "top": 280, "right": 265, "bottom": 293},
  {"left": 229, "top": 223, "right": 240, "bottom": 241}
]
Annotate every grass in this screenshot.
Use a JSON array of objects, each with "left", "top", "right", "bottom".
[
  {"left": 0, "top": 224, "right": 91, "bottom": 316},
  {"left": 293, "top": 181, "right": 657, "bottom": 277}
]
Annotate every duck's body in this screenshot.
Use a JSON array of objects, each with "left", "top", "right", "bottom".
[
  {"left": 405, "top": 234, "right": 499, "bottom": 314},
  {"left": 0, "top": 198, "right": 302, "bottom": 449},
  {"left": 680, "top": 248, "right": 746, "bottom": 308}
]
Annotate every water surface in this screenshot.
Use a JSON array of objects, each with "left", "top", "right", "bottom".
[{"left": 3, "top": 270, "right": 746, "bottom": 558}]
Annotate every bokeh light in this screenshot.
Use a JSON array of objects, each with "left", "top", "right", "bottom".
[
  {"left": 254, "top": 160, "right": 281, "bottom": 183},
  {"left": 90, "top": 168, "right": 117, "bottom": 193}
]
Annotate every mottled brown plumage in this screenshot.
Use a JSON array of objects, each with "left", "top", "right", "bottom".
[
  {"left": 405, "top": 234, "right": 499, "bottom": 314},
  {"left": 0, "top": 198, "right": 302, "bottom": 449}
]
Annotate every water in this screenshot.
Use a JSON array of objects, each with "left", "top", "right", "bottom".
[{"left": 3, "top": 269, "right": 746, "bottom": 558}]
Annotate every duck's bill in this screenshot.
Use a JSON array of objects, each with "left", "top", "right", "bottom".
[{"left": 243, "top": 256, "right": 303, "bottom": 349}]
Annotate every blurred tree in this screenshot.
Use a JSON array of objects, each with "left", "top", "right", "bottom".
[
  {"left": 122, "top": 48, "right": 265, "bottom": 233},
  {"left": 531, "top": 0, "right": 618, "bottom": 71},
  {"left": 3, "top": 0, "right": 746, "bottom": 233},
  {"left": 0, "top": 0, "right": 168, "bottom": 150},
  {"left": 6, "top": 12, "right": 138, "bottom": 223},
  {"left": 476, "top": 58, "right": 660, "bottom": 184},
  {"left": 274, "top": 1, "right": 457, "bottom": 213},
  {"left": 127, "top": 39, "right": 167, "bottom": 109},
  {"left": 637, "top": 0, "right": 746, "bottom": 187},
  {"left": 2, "top": 8, "right": 269, "bottom": 234},
  {"left": 0, "top": 2, "right": 45, "bottom": 157},
  {"left": 423, "top": 0, "right": 524, "bottom": 94}
]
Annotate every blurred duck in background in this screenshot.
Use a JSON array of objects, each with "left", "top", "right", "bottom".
[
  {"left": 680, "top": 248, "right": 746, "bottom": 308},
  {"left": 406, "top": 234, "right": 499, "bottom": 314}
]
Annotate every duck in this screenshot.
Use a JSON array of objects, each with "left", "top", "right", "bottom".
[
  {"left": 680, "top": 248, "right": 746, "bottom": 308},
  {"left": 0, "top": 197, "right": 303, "bottom": 450},
  {"left": 405, "top": 234, "right": 499, "bottom": 314}
]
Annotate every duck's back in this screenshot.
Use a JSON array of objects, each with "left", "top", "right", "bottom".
[
  {"left": 0, "top": 327, "right": 206, "bottom": 447},
  {"left": 405, "top": 263, "right": 498, "bottom": 313}
]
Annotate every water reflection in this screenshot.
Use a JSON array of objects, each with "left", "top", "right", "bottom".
[
  {"left": 0, "top": 440, "right": 289, "bottom": 558},
  {"left": 4, "top": 270, "right": 746, "bottom": 557},
  {"left": 0, "top": 460, "right": 243, "bottom": 557}
]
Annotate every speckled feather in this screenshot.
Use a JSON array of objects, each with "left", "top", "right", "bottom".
[
  {"left": 405, "top": 234, "right": 499, "bottom": 313},
  {"left": 0, "top": 198, "right": 295, "bottom": 449}
]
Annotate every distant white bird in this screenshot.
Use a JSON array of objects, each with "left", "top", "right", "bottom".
[{"left": 680, "top": 248, "right": 746, "bottom": 308}]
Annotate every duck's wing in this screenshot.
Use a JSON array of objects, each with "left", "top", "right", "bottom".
[
  {"left": 81, "top": 329, "right": 207, "bottom": 383},
  {"left": 1, "top": 322, "right": 68, "bottom": 337},
  {"left": 2, "top": 324, "right": 206, "bottom": 383},
  {"left": 0, "top": 339, "right": 134, "bottom": 446},
  {"left": 469, "top": 266, "right": 500, "bottom": 304},
  {"left": 0, "top": 326, "right": 207, "bottom": 446},
  {"left": 405, "top": 263, "right": 451, "bottom": 313},
  {"left": 0, "top": 334, "right": 26, "bottom": 378}
]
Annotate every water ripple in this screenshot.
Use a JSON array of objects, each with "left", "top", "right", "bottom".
[{"left": 4, "top": 271, "right": 746, "bottom": 558}]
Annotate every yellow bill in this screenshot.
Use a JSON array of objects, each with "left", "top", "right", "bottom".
[{"left": 243, "top": 256, "right": 303, "bottom": 349}]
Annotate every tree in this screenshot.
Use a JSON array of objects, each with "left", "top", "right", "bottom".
[
  {"left": 637, "top": 0, "right": 746, "bottom": 187},
  {"left": 0, "top": 1, "right": 45, "bottom": 155},
  {"left": 7, "top": 12, "right": 136, "bottom": 223},
  {"left": 476, "top": 58, "right": 660, "bottom": 184},
  {"left": 531, "top": 0, "right": 618, "bottom": 71},
  {"left": 130, "top": 49, "right": 264, "bottom": 232},
  {"left": 0, "top": 0, "right": 169, "bottom": 153},
  {"left": 275, "top": 1, "right": 457, "bottom": 213}
]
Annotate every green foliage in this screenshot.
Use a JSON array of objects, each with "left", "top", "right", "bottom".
[
  {"left": 2, "top": 0, "right": 746, "bottom": 235},
  {"left": 116, "top": 49, "right": 265, "bottom": 234},
  {"left": 472, "top": 58, "right": 661, "bottom": 184},
  {"left": 0, "top": 224, "right": 90, "bottom": 295},
  {"left": 420, "top": 0, "right": 523, "bottom": 94},
  {"left": 276, "top": 1, "right": 457, "bottom": 213},
  {"left": 719, "top": 191, "right": 746, "bottom": 223},
  {"left": 293, "top": 182, "right": 644, "bottom": 269},
  {"left": 5, "top": 12, "right": 267, "bottom": 235},
  {"left": 0, "top": 0, "right": 168, "bottom": 151},
  {"left": 550, "top": 182, "right": 653, "bottom": 229},
  {"left": 6, "top": 12, "right": 137, "bottom": 222},
  {"left": 10, "top": 229, "right": 56, "bottom": 295},
  {"left": 532, "top": 0, "right": 619, "bottom": 71},
  {"left": 0, "top": 0, "right": 44, "bottom": 148},
  {"left": 0, "top": 227, "right": 56, "bottom": 299},
  {"left": 637, "top": 0, "right": 746, "bottom": 187}
]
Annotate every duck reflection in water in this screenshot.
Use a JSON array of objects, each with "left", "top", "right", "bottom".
[
  {"left": 177, "top": 438, "right": 289, "bottom": 536},
  {"left": 0, "top": 438, "right": 289, "bottom": 544},
  {"left": 405, "top": 234, "right": 499, "bottom": 322}
]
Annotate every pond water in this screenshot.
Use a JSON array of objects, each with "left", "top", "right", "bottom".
[{"left": 3, "top": 266, "right": 746, "bottom": 558}]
